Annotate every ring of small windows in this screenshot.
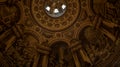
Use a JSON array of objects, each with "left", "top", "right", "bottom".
[{"left": 45, "top": 4, "right": 67, "bottom": 17}]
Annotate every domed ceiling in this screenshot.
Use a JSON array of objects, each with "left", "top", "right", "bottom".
[{"left": 0, "top": 0, "right": 120, "bottom": 67}]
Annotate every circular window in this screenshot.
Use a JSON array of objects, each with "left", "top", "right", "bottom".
[
  {"left": 44, "top": 0, "right": 67, "bottom": 18},
  {"left": 31, "top": 0, "right": 80, "bottom": 31}
]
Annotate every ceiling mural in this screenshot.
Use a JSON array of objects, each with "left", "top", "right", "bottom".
[{"left": 0, "top": 0, "right": 120, "bottom": 67}]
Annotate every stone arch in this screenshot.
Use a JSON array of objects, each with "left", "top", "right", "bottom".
[
  {"left": 50, "top": 41, "right": 68, "bottom": 47},
  {"left": 24, "top": 31, "right": 39, "bottom": 43},
  {"left": 74, "top": 21, "right": 92, "bottom": 39},
  {"left": 48, "top": 38, "right": 71, "bottom": 47},
  {"left": 48, "top": 41, "right": 75, "bottom": 67},
  {"left": 23, "top": 30, "right": 44, "bottom": 43}
]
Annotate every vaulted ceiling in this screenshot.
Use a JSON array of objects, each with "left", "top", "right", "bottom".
[{"left": 0, "top": 0, "right": 120, "bottom": 67}]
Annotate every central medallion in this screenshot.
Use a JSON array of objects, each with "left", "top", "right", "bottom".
[
  {"left": 45, "top": 0, "right": 67, "bottom": 18},
  {"left": 31, "top": 0, "right": 80, "bottom": 31}
]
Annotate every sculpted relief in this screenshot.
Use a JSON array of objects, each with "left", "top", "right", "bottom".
[
  {"left": 0, "top": 0, "right": 20, "bottom": 34},
  {"left": 79, "top": 26, "right": 112, "bottom": 65},
  {"left": 92, "top": 0, "right": 120, "bottom": 22},
  {"left": 0, "top": 0, "right": 120, "bottom": 67}
]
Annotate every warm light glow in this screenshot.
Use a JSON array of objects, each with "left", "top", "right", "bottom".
[
  {"left": 62, "top": 4, "right": 66, "bottom": 9},
  {"left": 54, "top": 9, "right": 59, "bottom": 13},
  {"left": 46, "top": 6, "right": 50, "bottom": 11},
  {"left": 44, "top": 1, "right": 67, "bottom": 17}
]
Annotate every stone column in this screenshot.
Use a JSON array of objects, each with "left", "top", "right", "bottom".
[
  {"left": 0, "top": 29, "right": 12, "bottom": 41},
  {"left": 79, "top": 49, "right": 92, "bottom": 65},
  {"left": 5, "top": 35, "right": 16, "bottom": 50},
  {"left": 70, "top": 40, "right": 82, "bottom": 67},
  {"left": 42, "top": 54, "right": 49, "bottom": 67},
  {"left": 70, "top": 40, "right": 92, "bottom": 66},
  {"left": 59, "top": 47, "right": 64, "bottom": 67},
  {"left": 36, "top": 45, "right": 50, "bottom": 67},
  {"left": 100, "top": 28, "right": 116, "bottom": 41},
  {"left": 32, "top": 54, "right": 40, "bottom": 67},
  {"left": 72, "top": 52, "right": 81, "bottom": 67}
]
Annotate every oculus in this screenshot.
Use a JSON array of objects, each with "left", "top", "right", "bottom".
[
  {"left": 44, "top": 0, "right": 67, "bottom": 18},
  {"left": 31, "top": 0, "right": 80, "bottom": 31}
]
